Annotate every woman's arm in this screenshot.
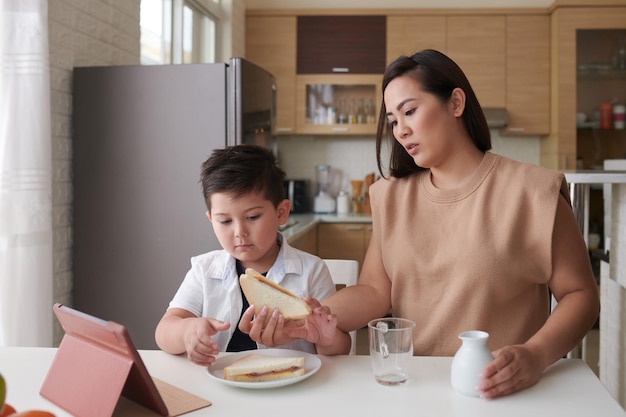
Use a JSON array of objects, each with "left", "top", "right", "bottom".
[
  {"left": 322, "top": 234, "right": 393, "bottom": 333},
  {"left": 479, "top": 194, "right": 600, "bottom": 398}
]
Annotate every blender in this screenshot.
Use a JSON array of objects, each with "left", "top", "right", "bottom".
[{"left": 313, "top": 164, "right": 336, "bottom": 213}]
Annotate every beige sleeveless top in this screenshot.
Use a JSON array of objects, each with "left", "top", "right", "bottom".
[{"left": 369, "top": 152, "right": 568, "bottom": 355}]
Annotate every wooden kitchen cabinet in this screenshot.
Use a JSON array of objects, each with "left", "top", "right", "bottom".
[
  {"left": 386, "top": 15, "right": 447, "bottom": 65},
  {"left": 296, "top": 74, "right": 381, "bottom": 135},
  {"left": 504, "top": 15, "right": 550, "bottom": 136},
  {"left": 547, "top": 6, "right": 626, "bottom": 170},
  {"left": 290, "top": 226, "right": 318, "bottom": 255},
  {"left": 297, "top": 16, "right": 386, "bottom": 74},
  {"left": 245, "top": 16, "right": 297, "bottom": 134},
  {"left": 447, "top": 15, "right": 506, "bottom": 109},
  {"left": 317, "top": 223, "right": 372, "bottom": 270}
]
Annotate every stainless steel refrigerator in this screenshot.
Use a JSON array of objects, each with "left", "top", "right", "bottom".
[{"left": 72, "top": 58, "right": 276, "bottom": 348}]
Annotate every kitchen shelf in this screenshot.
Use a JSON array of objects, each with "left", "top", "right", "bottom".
[{"left": 578, "top": 67, "right": 626, "bottom": 80}]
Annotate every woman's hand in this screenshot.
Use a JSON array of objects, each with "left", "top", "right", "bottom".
[
  {"left": 239, "top": 298, "right": 340, "bottom": 348},
  {"left": 182, "top": 317, "right": 230, "bottom": 366},
  {"left": 477, "top": 344, "right": 544, "bottom": 399},
  {"left": 288, "top": 298, "right": 339, "bottom": 347}
]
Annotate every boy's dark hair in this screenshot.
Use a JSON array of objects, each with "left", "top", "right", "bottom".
[{"left": 200, "top": 144, "right": 286, "bottom": 212}]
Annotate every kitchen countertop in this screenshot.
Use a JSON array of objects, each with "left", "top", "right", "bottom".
[{"left": 280, "top": 212, "right": 372, "bottom": 243}]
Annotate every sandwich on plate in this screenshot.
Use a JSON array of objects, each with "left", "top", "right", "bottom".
[
  {"left": 240, "top": 268, "right": 311, "bottom": 319},
  {"left": 223, "top": 353, "right": 306, "bottom": 382}
]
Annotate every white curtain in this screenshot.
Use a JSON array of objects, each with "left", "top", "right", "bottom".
[{"left": 0, "top": 0, "right": 53, "bottom": 346}]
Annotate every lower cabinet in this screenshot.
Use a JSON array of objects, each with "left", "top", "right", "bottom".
[
  {"left": 317, "top": 223, "right": 372, "bottom": 270},
  {"left": 290, "top": 226, "right": 318, "bottom": 255}
]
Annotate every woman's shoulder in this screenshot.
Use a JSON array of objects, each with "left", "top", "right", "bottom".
[
  {"left": 489, "top": 153, "right": 566, "bottom": 201},
  {"left": 492, "top": 153, "right": 563, "bottom": 182}
]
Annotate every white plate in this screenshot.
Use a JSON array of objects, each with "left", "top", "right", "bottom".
[{"left": 206, "top": 349, "right": 321, "bottom": 389}]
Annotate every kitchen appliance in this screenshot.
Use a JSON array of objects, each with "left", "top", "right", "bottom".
[
  {"left": 313, "top": 164, "right": 336, "bottom": 214},
  {"left": 72, "top": 58, "right": 276, "bottom": 348},
  {"left": 284, "top": 180, "right": 309, "bottom": 214}
]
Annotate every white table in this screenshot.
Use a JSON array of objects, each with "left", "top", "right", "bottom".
[{"left": 1, "top": 347, "right": 625, "bottom": 417}]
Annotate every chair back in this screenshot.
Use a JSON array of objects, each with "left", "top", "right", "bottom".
[{"left": 323, "top": 259, "right": 359, "bottom": 355}]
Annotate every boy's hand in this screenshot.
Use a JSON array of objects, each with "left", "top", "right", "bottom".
[{"left": 183, "top": 318, "right": 230, "bottom": 366}]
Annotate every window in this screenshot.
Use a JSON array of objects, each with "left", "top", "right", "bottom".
[
  {"left": 182, "top": 2, "right": 216, "bottom": 63},
  {"left": 141, "top": 0, "right": 220, "bottom": 65}
]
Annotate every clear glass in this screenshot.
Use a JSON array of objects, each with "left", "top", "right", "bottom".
[{"left": 368, "top": 318, "right": 415, "bottom": 386}]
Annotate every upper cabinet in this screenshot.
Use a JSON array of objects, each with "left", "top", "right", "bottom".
[
  {"left": 447, "top": 16, "right": 506, "bottom": 109},
  {"left": 505, "top": 15, "right": 550, "bottom": 136},
  {"left": 246, "top": 10, "right": 552, "bottom": 138},
  {"left": 386, "top": 16, "right": 446, "bottom": 64},
  {"left": 385, "top": 13, "right": 549, "bottom": 137},
  {"left": 297, "top": 16, "right": 386, "bottom": 74},
  {"left": 548, "top": 6, "right": 626, "bottom": 170},
  {"left": 246, "top": 16, "right": 297, "bottom": 134},
  {"left": 296, "top": 74, "right": 381, "bottom": 135},
  {"left": 295, "top": 15, "right": 385, "bottom": 134}
]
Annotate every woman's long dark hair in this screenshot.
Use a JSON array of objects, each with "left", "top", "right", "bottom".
[{"left": 376, "top": 49, "right": 492, "bottom": 178}]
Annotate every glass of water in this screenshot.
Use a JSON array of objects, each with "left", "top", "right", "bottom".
[{"left": 368, "top": 317, "right": 415, "bottom": 386}]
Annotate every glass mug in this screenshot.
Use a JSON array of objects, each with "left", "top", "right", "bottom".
[{"left": 368, "top": 317, "right": 415, "bottom": 385}]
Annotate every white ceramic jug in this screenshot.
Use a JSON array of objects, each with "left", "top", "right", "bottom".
[{"left": 450, "top": 330, "right": 494, "bottom": 397}]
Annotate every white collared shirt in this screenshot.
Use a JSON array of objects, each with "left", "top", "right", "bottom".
[{"left": 167, "top": 233, "right": 336, "bottom": 353}]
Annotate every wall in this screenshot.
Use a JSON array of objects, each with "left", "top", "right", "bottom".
[
  {"left": 601, "top": 184, "right": 626, "bottom": 409},
  {"left": 48, "top": 0, "right": 141, "bottom": 343},
  {"left": 277, "top": 132, "right": 541, "bottom": 201}
]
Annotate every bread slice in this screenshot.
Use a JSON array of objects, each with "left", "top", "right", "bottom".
[
  {"left": 223, "top": 353, "right": 306, "bottom": 382},
  {"left": 239, "top": 268, "right": 311, "bottom": 319}
]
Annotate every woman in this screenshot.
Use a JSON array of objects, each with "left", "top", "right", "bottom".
[{"left": 249, "top": 49, "right": 599, "bottom": 399}]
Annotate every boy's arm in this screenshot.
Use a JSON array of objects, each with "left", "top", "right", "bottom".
[{"left": 155, "top": 308, "right": 230, "bottom": 366}]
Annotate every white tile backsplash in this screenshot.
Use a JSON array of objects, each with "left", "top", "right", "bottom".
[{"left": 277, "top": 130, "right": 542, "bottom": 200}]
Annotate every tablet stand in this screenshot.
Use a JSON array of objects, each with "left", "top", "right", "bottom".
[{"left": 40, "top": 333, "right": 138, "bottom": 417}]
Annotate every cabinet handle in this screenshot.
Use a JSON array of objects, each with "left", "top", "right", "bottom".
[
  {"left": 275, "top": 127, "right": 294, "bottom": 133},
  {"left": 507, "top": 127, "right": 526, "bottom": 132},
  {"left": 332, "top": 67, "right": 349, "bottom": 73},
  {"left": 331, "top": 127, "right": 350, "bottom": 132}
]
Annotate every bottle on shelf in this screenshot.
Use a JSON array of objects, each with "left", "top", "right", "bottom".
[
  {"left": 348, "top": 99, "right": 357, "bottom": 124},
  {"left": 614, "top": 103, "right": 625, "bottom": 130},
  {"left": 357, "top": 99, "right": 365, "bottom": 124},
  {"left": 337, "top": 99, "right": 347, "bottom": 124},
  {"left": 600, "top": 102, "right": 613, "bottom": 129},
  {"left": 365, "top": 98, "right": 376, "bottom": 124}
]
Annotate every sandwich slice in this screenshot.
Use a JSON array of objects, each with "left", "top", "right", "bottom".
[
  {"left": 223, "top": 353, "right": 306, "bottom": 382},
  {"left": 240, "top": 268, "right": 311, "bottom": 319}
]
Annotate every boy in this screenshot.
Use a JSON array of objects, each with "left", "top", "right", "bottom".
[{"left": 155, "top": 145, "right": 349, "bottom": 366}]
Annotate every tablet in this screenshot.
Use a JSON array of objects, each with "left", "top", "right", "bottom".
[{"left": 41, "top": 304, "right": 170, "bottom": 417}]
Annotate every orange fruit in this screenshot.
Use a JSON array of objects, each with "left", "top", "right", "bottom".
[
  {"left": 9, "top": 411, "right": 56, "bottom": 417},
  {"left": 0, "top": 404, "right": 16, "bottom": 417}
]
